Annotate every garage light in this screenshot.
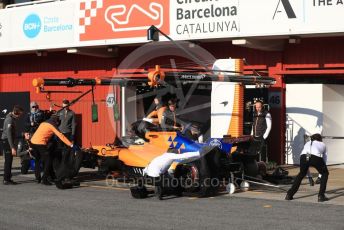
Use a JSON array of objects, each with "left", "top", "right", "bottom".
[
  {"left": 36, "top": 50, "right": 47, "bottom": 57},
  {"left": 67, "top": 48, "right": 78, "bottom": 54},
  {"left": 288, "top": 37, "right": 301, "bottom": 44},
  {"left": 232, "top": 39, "right": 247, "bottom": 45}
]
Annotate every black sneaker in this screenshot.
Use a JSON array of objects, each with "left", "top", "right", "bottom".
[
  {"left": 315, "top": 177, "right": 321, "bottom": 184},
  {"left": 55, "top": 180, "right": 64, "bottom": 189},
  {"left": 41, "top": 180, "right": 53, "bottom": 186},
  {"left": 61, "top": 179, "right": 74, "bottom": 189},
  {"left": 3, "top": 180, "right": 17, "bottom": 185},
  {"left": 174, "top": 186, "right": 184, "bottom": 197},
  {"left": 155, "top": 186, "right": 163, "bottom": 200},
  {"left": 285, "top": 194, "right": 293, "bottom": 201},
  {"left": 318, "top": 195, "right": 329, "bottom": 202},
  {"left": 71, "top": 179, "right": 80, "bottom": 187}
]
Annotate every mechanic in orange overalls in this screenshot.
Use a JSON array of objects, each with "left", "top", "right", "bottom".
[
  {"left": 30, "top": 114, "right": 74, "bottom": 185},
  {"left": 145, "top": 96, "right": 166, "bottom": 125}
]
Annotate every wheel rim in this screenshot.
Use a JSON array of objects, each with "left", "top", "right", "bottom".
[{"left": 183, "top": 165, "right": 199, "bottom": 192}]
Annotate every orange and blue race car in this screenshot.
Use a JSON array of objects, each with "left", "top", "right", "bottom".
[{"left": 90, "top": 121, "right": 258, "bottom": 196}]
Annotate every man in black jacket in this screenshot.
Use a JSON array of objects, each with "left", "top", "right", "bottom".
[
  {"left": 57, "top": 99, "right": 76, "bottom": 142},
  {"left": 1, "top": 105, "right": 24, "bottom": 185},
  {"left": 251, "top": 100, "right": 272, "bottom": 161},
  {"left": 25, "top": 101, "right": 45, "bottom": 135},
  {"left": 161, "top": 99, "right": 181, "bottom": 131}
]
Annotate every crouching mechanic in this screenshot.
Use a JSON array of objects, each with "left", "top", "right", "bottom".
[
  {"left": 17, "top": 132, "right": 34, "bottom": 175},
  {"left": 30, "top": 114, "right": 76, "bottom": 185},
  {"left": 285, "top": 134, "right": 329, "bottom": 202}
]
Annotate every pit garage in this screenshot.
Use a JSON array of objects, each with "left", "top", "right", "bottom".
[
  {"left": 1, "top": 0, "right": 344, "bottom": 175},
  {"left": 0, "top": 2, "right": 344, "bottom": 228}
]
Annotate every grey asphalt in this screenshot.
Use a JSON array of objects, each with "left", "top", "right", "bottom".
[{"left": 0, "top": 160, "right": 343, "bottom": 230}]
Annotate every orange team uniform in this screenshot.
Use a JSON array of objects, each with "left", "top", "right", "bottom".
[
  {"left": 31, "top": 122, "right": 72, "bottom": 146},
  {"left": 147, "top": 106, "right": 167, "bottom": 125}
]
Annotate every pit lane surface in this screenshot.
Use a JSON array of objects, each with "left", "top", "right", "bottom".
[{"left": 0, "top": 166, "right": 343, "bottom": 230}]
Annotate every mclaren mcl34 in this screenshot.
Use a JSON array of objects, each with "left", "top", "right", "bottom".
[{"left": 88, "top": 120, "right": 263, "bottom": 196}]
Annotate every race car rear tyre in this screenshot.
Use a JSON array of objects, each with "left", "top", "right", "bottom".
[{"left": 174, "top": 163, "right": 200, "bottom": 193}]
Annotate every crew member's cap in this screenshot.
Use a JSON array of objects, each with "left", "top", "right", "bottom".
[
  {"left": 50, "top": 113, "right": 60, "bottom": 121},
  {"left": 168, "top": 99, "right": 177, "bottom": 105},
  {"left": 30, "top": 101, "right": 38, "bottom": 108},
  {"left": 47, "top": 113, "right": 61, "bottom": 126},
  {"left": 311, "top": 133, "right": 322, "bottom": 142},
  {"left": 62, "top": 99, "right": 70, "bottom": 105},
  {"left": 254, "top": 99, "right": 264, "bottom": 104}
]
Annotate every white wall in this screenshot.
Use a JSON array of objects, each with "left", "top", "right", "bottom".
[
  {"left": 286, "top": 84, "right": 344, "bottom": 165},
  {"left": 286, "top": 84, "right": 323, "bottom": 164},
  {"left": 323, "top": 85, "right": 344, "bottom": 165}
]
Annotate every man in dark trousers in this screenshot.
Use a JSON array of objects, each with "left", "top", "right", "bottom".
[
  {"left": 57, "top": 99, "right": 76, "bottom": 142},
  {"left": 251, "top": 100, "right": 272, "bottom": 161},
  {"left": 30, "top": 114, "right": 74, "bottom": 185},
  {"left": 285, "top": 134, "right": 329, "bottom": 202},
  {"left": 1, "top": 105, "right": 24, "bottom": 185}
]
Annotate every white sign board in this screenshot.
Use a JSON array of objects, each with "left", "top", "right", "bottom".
[
  {"left": 0, "top": 10, "right": 10, "bottom": 51},
  {"left": 1, "top": 1, "right": 76, "bottom": 53},
  {"left": 1, "top": 0, "right": 344, "bottom": 53},
  {"left": 240, "top": 0, "right": 344, "bottom": 36},
  {"left": 106, "top": 93, "right": 115, "bottom": 107},
  {"left": 170, "top": 0, "right": 240, "bottom": 40}
]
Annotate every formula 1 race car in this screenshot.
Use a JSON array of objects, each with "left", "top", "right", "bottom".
[{"left": 87, "top": 120, "right": 261, "bottom": 196}]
